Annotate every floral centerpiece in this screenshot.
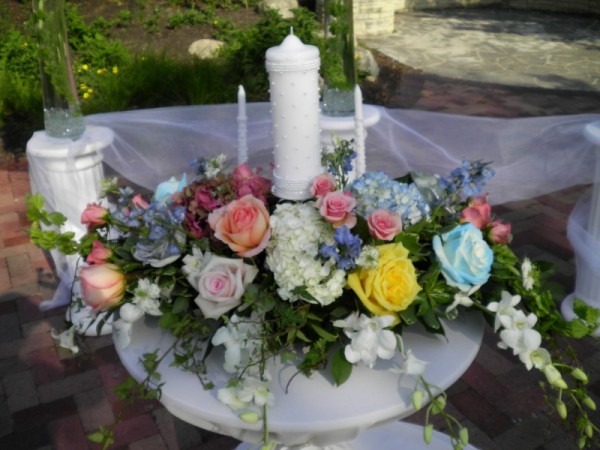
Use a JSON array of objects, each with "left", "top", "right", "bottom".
[{"left": 27, "top": 142, "right": 599, "bottom": 450}]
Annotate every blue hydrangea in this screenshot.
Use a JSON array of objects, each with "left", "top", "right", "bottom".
[{"left": 349, "top": 172, "right": 430, "bottom": 226}]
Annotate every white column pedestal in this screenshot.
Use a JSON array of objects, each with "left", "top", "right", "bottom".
[
  {"left": 27, "top": 125, "right": 115, "bottom": 335},
  {"left": 561, "top": 120, "right": 600, "bottom": 335},
  {"left": 320, "top": 105, "right": 381, "bottom": 152}
]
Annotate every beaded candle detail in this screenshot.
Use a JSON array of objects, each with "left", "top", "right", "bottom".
[{"left": 266, "top": 31, "right": 322, "bottom": 200}]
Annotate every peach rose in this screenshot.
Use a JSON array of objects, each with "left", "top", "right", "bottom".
[
  {"left": 460, "top": 194, "right": 491, "bottom": 229},
  {"left": 368, "top": 209, "right": 402, "bottom": 241},
  {"left": 318, "top": 191, "right": 357, "bottom": 228},
  {"left": 86, "top": 240, "right": 112, "bottom": 265},
  {"left": 80, "top": 263, "right": 125, "bottom": 312},
  {"left": 81, "top": 203, "right": 108, "bottom": 231},
  {"left": 208, "top": 194, "right": 271, "bottom": 257},
  {"left": 132, "top": 194, "right": 149, "bottom": 209},
  {"left": 489, "top": 220, "right": 512, "bottom": 244},
  {"left": 310, "top": 174, "right": 337, "bottom": 198}
]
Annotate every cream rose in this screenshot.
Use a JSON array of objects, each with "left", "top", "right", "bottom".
[
  {"left": 188, "top": 254, "right": 258, "bottom": 319},
  {"left": 80, "top": 263, "right": 125, "bottom": 312}
]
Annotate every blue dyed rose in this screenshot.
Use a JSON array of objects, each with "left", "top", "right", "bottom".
[{"left": 432, "top": 223, "right": 493, "bottom": 291}]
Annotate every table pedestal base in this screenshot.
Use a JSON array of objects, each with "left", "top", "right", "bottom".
[{"left": 235, "top": 421, "right": 478, "bottom": 450}]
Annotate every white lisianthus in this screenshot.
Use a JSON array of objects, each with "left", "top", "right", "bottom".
[
  {"left": 182, "top": 246, "right": 206, "bottom": 278},
  {"left": 333, "top": 313, "right": 397, "bottom": 368},
  {"left": 487, "top": 291, "right": 521, "bottom": 332},
  {"left": 132, "top": 278, "right": 162, "bottom": 316},
  {"left": 521, "top": 258, "right": 535, "bottom": 290},
  {"left": 266, "top": 202, "right": 345, "bottom": 306}
]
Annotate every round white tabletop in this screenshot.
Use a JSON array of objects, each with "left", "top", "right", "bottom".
[{"left": 115, "top": 311, "right": 484, "bottom": 448}]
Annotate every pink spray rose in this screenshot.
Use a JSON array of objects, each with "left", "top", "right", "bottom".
[
  {"left": 132, "top": 194, "right": 149, "bottom": 210},
  {"left": 310, "top": 174, "right": 337, "bottom": 198},
  {"left": 489, "top": 220, "right": 512, "bottom": 244},
  {"left": 188, "top": 254, "right": 258, "bottom": 319},
  {"left": 368, "top": 209, "right": 402, "bottom": 241},
  {"left": 86, "top": 240, "right": 112, "bottom": 265},
  {"left": 460, "top": 194, "right": 491, "bottom": 229},
  {"left": 80, "top": 263, "right": 125, "bottom": 312},
  {"left": 318, "top": 191, "right": 357, "bottom": 228},
  {"left": 208, "top": 194, "right": 271, "bottom": 257},
  {"left": 81, "top": 203, "right": 108, "bottom": 231}
]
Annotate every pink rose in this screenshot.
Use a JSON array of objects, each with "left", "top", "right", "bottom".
[
  {"left": 132, "top": 194, "right": 149, "bottom": 210},
  {"left": 188, "top": 254, "right": 258, "bottom": 319},
  {"left": 368, "top": 209, "right": 402, "bottom": 241},
  {"left": 460, "top": 195, "right": 491, "bottom": 229},
  {"left": 489, "top": 220, "right": 512, "bottom": 244},
  {"left": 208, "top": 194, "right": 271, "bottom": 257},
  {"left": 81, "top": 203, "right": 108, "bottom": 231},
  {"left": 80, "top": 263, "right": 125, "bottom": 312},
  {"left": 318, "top": 191, "right": 357, "bottom": 228},
  {"left": 86, "top": 240, "right": 112, "bottom": 265},
  {"left": 310, "top": 174, "right": 337, "bottom": 198},
  {"left": 195, "top": 187, "right": 221, "bottom": 212}
]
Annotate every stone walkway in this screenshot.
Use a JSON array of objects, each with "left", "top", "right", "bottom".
[
  {"left": 1, "top": 7, "right": 600, "bottom": 450},
  {"left": 363, "top": 8, "right": 600, "bottom": 92}
]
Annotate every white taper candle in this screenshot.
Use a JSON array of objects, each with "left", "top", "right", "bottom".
[
  {"left": 237, "top": 85, "right": 248, "bottom": 165},
  {"left": 354, "top": 84, "right": 366, "bottom": 178}
]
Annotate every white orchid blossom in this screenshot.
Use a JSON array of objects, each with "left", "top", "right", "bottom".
[
  {"left": 51, "top": 326, "right": 79, "bottom": 354},
  {"left": 521, "top": 258, "right": 535, "bottom": 290},
  {"left": 446, "top": 284, "right": 481, "bottom": 313},
  {"left": 333, "top": 313, "right": 397, "bottom": 368},
  {"left": 182, "top": 246, "right": 206, "bottom": 278},
  {"left": 212, "top": 313, "right": 262, "bottom": 373},
  {"left": 487, "top": 291, "right": 522, "bottom": 332}
]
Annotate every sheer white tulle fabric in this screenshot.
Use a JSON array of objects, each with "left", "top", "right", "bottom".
[{"left": 84, "top": 103, "right": 599, "bottom": 205}]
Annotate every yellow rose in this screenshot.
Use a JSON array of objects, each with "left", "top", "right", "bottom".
[{"left": 347, "top": 243, "right": 421, "bottom": 320}]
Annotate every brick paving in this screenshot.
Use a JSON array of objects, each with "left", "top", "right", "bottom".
[{"left": 2, "top": 8, "right": 600, "bottom": 450}]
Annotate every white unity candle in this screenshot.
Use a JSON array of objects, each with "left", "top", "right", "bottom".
[
  {"left": 237, "top": 85, "right": 248, "bottom": 165},
  {"left": 266, "top": 31, "right": 322, "bottom": 200}
]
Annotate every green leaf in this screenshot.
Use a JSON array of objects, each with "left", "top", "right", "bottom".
[
  {"left": 159, "top": 312, "right": 178, "bottom": 329},
  {"left": 87, "top": 431, "right": 105, "bottom": 444},
  {"left": 171, "top": 297, "right": 189, "bottom": 314},
  {"left": 309, "top": 323, "right": 338, "bottom": 342},
  {"left": 331, "top": 347, "right": 352, "bottom": 386}
]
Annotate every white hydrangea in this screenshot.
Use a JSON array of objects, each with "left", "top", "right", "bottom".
[
  {"left": 132, "top": 278, "right": 162, "bottom": 316},
  {"left": 355, "top": 245, "right": 379, "bottom": 269},
  {"left": 266, "top": 202, "right": 346, "bottom": 306}
]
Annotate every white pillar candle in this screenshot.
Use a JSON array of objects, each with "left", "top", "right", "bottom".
[
  {"left": 354, "top": 84, "right": 366, "bottom": 178},
  {"left": 266, "top": 31, "right": 322, "bottom": 200},
  {"left": 237, "top": 85, "right": 248, "bottom": 165}
]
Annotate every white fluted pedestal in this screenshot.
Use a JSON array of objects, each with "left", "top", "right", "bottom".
[
  {"left": 27, "top": 126, "right": 115, "bottom": 334},
  {"left": 319, "top": 105, "right": 381, "bottom": 151},
  {"left": 562, "top": 120, "right": 600, "bottom": 335},
  {"left": 115, "top": 312, "right": 483, "bottom": 449}
]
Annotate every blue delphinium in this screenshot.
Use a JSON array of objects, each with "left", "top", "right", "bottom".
[
  {"left": 350, "top": 172, "right": 430, "bottom": 226},
  {"left": 449, "top": 160, "right": 495, "bottom": 197},
  {"left": 320, "top": 226, "right": 362, "bottom": 271}
]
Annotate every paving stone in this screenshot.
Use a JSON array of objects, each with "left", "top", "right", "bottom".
[
  {"left": 38, "top": 369, "right": 102, "bottom": 404},
  {"left": 0, "top": 313, "right": 21, "bottom": 341},
  {"left": 153, "top": 408, "right": 205, "bottom": 450},
  {"left": 74, "top": 387, "right": 115, "bottom": 433},
  {"left": 47, "top": 414, "right": 89, "bottom": 450},
  {"left": 493, "top": 415, "right": 563, "bottom": 450},
  {"left": 450, "top": 388, "right": 513, "bottom": 438},
  {"left": 3, "top": 370, "right": 39, "bottom": 412},
  {"left": 0, "top": 425, "right": 53, "bottom": 449},
  {"left": 109, "top": 413, "right": 158, "bottom": 448},
  {"left": 128, "top": 433, "right": 169, "bottom": 450},
  {"left": 12, "top": 397, "right": 78, "bottom": 432}
]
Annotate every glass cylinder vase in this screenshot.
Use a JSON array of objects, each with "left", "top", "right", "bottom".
[
  {"left": 322, "top": 0, "right": 356, "bottom": 117},
  {"left": 32, "top": 0, "right": 85, "bottom": 140}
]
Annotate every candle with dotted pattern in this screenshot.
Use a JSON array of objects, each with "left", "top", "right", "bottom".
[{"left": 266, "top": 30, "right": 322, "bottom": 200}]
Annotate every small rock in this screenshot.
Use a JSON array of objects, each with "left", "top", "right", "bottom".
[
  {"left": 356, "top": 47, "right": 380, "bottom": 81},
  {"left": 188, "top": 39, "right": 224, "bottom": 59},
  {"left": 258, "top": 0, "right": 298, "bottom": 19}
]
